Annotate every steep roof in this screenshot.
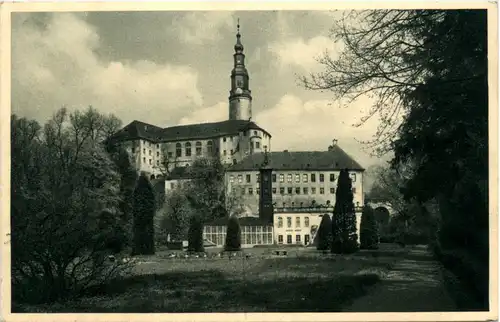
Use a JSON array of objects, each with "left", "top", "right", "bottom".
[
  {"left": 227, "top": 147, "right": 364, "bottom": 171},
  {"left": 109, "top": 119, "right": 271, "bottom": 143}
]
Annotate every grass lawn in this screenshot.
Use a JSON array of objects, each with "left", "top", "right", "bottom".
[{"left": 14, "top": 244, "right": 407, "bottom": 313}]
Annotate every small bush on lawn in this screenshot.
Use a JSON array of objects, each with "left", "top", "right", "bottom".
[{"left": 224, "top": 216, "right": 241, "bottom": 251}]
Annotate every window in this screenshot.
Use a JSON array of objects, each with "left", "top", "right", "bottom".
[
  {"left": 311, "top": 173, "right": 316, "bottom": 182},
  {"left": 229, "top": 175, "right": 235, "bottom": 183},
  {"left": 254, "top": 131, "right": 257, "bottom": 136},
  {"left": 291, "top": 202, "right": 295, "bottom": 207},
  {"left": 296, "top": 217, "right": 301, "bottom": 227},
  {"left": 303, "top": 174, "right": 308, "bottom": 183},
  {"left": 272, "top": 187, "right": 277, "bottom": 194},
  {"left": 230, "top": 149, "right": 233, "bottom": 155},
  {"left": 295, "top": 174, "right": 300, "bottom": 183},
  {"left": 157, "top": 160, "right": 159, "bottom": 165},
  {"left": 330, "top": 187, "right": 335, "bottom": 194},
  {"left": 207, "top": 141, "right": 213, "bottom": 154},
  {"left": 352, "top": 188, "right": 357, "bottom": 194},
  {"left": 237, "top": 175, "right": 243, "bottom": 183},
  {"left": 196, "top": 142, "right": 202, "bottom": 155},
  {"left": 279, "top": 174, "right": 285, "bottom": 183},
  {"left": 311, "top": 187, "right": 316, "bottom": 194},
  {"left": 320, "top": 174, "right": 325, "bottom": 182},
  {"left": 168, "top": 152, "right": 173, "bottom": 158},
  {"left": 257, "top": 174, "right": 260, "bottom": 182},
  {"left": 241, "top": 188, "right": 245, "bottom": 195},
  {"left": 233, "top": 159, "right": 237, "bottom": 165},
  {"left": 256, "top": 142, "right": 260, "bottom": 149},
  {"left": 278, "top": 217, "right": 283, "bottom": 228},
  {"left": 256, "top": 188, "right": 260, "bottom": 194},
  {"left": 282, "top": 202, "right": 286, "bottom": 207},
  {"left": 157, "top": 144, "right": 159, "bottom": 149},
  {"left": 148, "top": 142, "right": 151, "bottom": 147},
  {"left": 170, "top": 183, "right": 175, "bottom": 189},
  {"left": 296, "top": 234, "right": 301, "bottom": 243},
  {"left": 185, "top": 142, "right": 191, "bottom": 156},
  {"left": 280, "top": 187, "right": 285, "bottom": 195},
  {"left": 303, "top": 187, "right": 308, "bottom": 194},
  {"left": 320, "top": 188, "right": 325, "bottom": 194},
  {"left": 295, "top": 187, "right": 301, "bottom": 194},
  {"left": 330, "top": 173, "right": 335, "bottom": 182},
  {"left": 149, "top": 159, "right": 152, "bottom": 165},
  {"left": 143, "top": 157, "right": 146, "bottom": 163},
  {"left": 176, "top": 143, "right": 182, "bottom": 157},
  {"left": 249, "top": 188, "right": 254, "bottom": 195},
  {"left": 350, "top": 173, "right": 357, "bottom": 182},
  {"left": 287, "top": 187, "right": 292, "bottom": 194},
  {"left": 287, "top": 235, "right": 292, "bottom": 244},
  {"left": 149, "top": 150, "right": 152, "bottom": 156},
  {"left": 246, "top": 174, "right": 251, "bottom": 183},
  {"left": 300, "top": 202, "right": 304, "bottom": 207},
  {"left": 223, "top": 150, "right": 227, "bottom": 156},
  {"left": 287, "top": 174, "right": 292, "bottom": 183},
  {"left": 223, "top": 137, "right": 227, "bottom": 142},
  {"left": 157, "top": 151, "right": 160, "bottom": 157},
  {"left": 131, "top": 147, "right": 135, "bottom": 153},
  {"left": 287, "top": 217, "right": 292, "bottom": 228},
  {"left": 304, "top": 217, "right": 310, "bottom": 227},
  {"left": 278, "top": 235, "right": 283, "bottom": 244},
  {"left": 143, "top": 148, "right": 146, "bottom": 154},
  {"left": 272, "top": 174, "right": 277, "bottom": 182}
]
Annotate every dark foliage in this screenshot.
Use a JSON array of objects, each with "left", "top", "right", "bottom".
[
  {"left": 132, "top": 174, "right": 156, "bottom": 255},
  {"left": 187, "top": 215, "right": 205, "bottom": 253},
  {"left": 316, "top": 214, "right": 332, "bottom": 251},
  {"left": 331, "top": 169, "right": 359, "bottom": 254},
  {"left": 224, "top": 216, "right": 242, "bottom": 251},
  {"left": 360, "top": 206, "right": 379, "bottom": 250}
]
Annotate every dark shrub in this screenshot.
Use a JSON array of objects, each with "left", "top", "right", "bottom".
[
  {"left": 132, "top": 174, "right": 156, "bottom": 255},
  {"left": 360, "top": 205, "right": 379, "bottom": 250},
  {"left": 316, "top": 214, "right": 332, "bottom": 251},
  {"left": 224, "top": 216, "right": 242, "bottom": 251}
]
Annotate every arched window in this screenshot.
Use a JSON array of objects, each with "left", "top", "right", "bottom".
[
  {"left": 176, "top": 143, "right": 182, "bottom": 157},
  {"left": 150, "top": 174, "right": 155, "bottom": 180},
  {"left": 207, "top": 141, "right": 213, "bottom": 154},
  {"left": 278, "top": 217, "right": 283, "bottom": 228},
  {"left": 185, "top": 142, "right": 191, "bottom": 156},
  {"left": 195, "top": 141, "right": 202, "bottom": 156}
]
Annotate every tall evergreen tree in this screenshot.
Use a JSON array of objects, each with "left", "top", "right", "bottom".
[
  {"left": 332, "top": 168, "right": 359, "bottom": 254},
  {"left": 316, "top": 214, "right": 332, "bottom": 251},
  {"left": 187, "top": 215, "right": 205, "bottom": 253},
  {"left": 224, "top": 216, "right": 242, "bottom": 251},
  {"left": 360, "top": 205, "right": 379, "bottom": 249},
  {"left": 132, "top": 173, "right": 156, "bottom": 255}
]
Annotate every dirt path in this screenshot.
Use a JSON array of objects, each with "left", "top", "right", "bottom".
[{"left": 344, "top": 245, "right": 457, "bottom": 312}]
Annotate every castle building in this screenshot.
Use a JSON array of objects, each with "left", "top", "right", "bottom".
[
  {"left": 109, "top": 23, "right": 271, "bottom": 180},
  {"left": 109, "top": 22, "right": 365, "bottom": 247}
]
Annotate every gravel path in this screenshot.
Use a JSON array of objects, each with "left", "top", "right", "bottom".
[{"left": 344, "top": 245, "right": 457, "bottom": 312}]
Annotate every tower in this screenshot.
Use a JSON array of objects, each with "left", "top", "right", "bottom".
[
  {"left": 259, "top": 148, "right": 274, "bottom": 224},
  {"left": 229, "top": 20, "right": 252, "bottom": 121}
]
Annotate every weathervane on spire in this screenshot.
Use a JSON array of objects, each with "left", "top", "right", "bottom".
[{"left": 237, "top": 18, "right": 240, "bottom": 33}]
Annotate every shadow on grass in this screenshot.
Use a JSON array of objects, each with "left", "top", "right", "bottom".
[{"left": 15, "top": 269, "right": 380, "bottom": 313}]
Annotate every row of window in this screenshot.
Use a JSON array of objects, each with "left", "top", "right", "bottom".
[
  {"left": 277, "top": 234, "right": 311, "bottom": 245},
  {"left": 240, "top": 186, "right": 357, "bottom": 195},
  {"left": 229, "top": 173, "right": 357, "bottom": 184},
  {"left": 140, "top": 141, "right": 160, "bottom": 149},
  {"left": 142, "top": 157, "right": 160, "bottom": 166},
  {"left": 277, "top": 216, "right": 310, "bottom": 228}
]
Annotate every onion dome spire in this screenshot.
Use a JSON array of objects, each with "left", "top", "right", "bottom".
[{"left": 234, "top": 18, "right": 244, "bottom": 53}]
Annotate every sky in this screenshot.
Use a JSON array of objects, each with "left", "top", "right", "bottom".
[{"left": 11, "top": 10, "right": 389, "bottom": 169}]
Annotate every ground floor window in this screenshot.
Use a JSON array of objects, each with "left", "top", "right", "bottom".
[
  {"left": 296, "top": 234, "right": 301, "bottom": 243},
  {"left": 278, "top": 235, "right": 283, "bottom": 244},
  {"left": 241, "top": 226, "right": 273, "bottom": 245},
  {"left": 287, "top": 235, "right": 292, "bottom": 244},
  {"left": 305, "top": 234, "right": 310, "bottom": 245},
  {"left": 203, "top": 226, "right": 227, "bottom": 246}
]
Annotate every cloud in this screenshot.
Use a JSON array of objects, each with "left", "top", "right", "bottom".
[
  {"left": 268, "top": 36, "right": 340, "bottom": 71},
  {"left": 172, "top": 11, "right": 234, "bottom": 45},
  {"left": 178, "top": 101, "right": 228, "bottom": 125},
  {"left": 255, "top": 94, "right": 382, "bottom": 168},
  {"left": 12, "top": 13, "right": 203, "bottom": 126}
]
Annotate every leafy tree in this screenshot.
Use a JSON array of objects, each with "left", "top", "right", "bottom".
[
  {"left": 11, "top": 109, "right": 132, "bottom": 305},
  {"left": 302, "top": 10, "right": 488, "bottom": 308},
  {"left": 316, "top": 214, "right": 332, "bottom": 251},
  {"left": 132, "top": 173, "right": 156, "bottom": 255},
  {"left": 331, "top": 168, "right": 358, "bottom": 254},
  {"left": 187, "top": 215, "right": 204, "bottom": 253},
  {"left": 360, "top": 206, "right": 379, "bottom": 249},
  {"left": 156, "top": 185, "right": 192, "bottom": 244},
  {"left": 224, "top": 216, "right": 242, "bottom": 251}
]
